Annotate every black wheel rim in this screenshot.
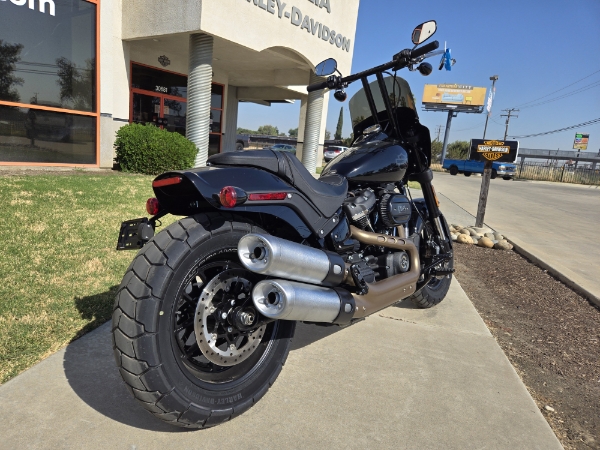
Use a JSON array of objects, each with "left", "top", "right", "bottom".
[{"left": 171, "top": 251, "right": 276, "bottom": 386}]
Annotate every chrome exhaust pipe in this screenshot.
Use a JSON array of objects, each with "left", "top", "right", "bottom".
[
  {"left": 238, "top": 234, "right": 346, "bottom": 286},
  {"left": 252, "top": 280, "right": 355, "bottom": 325}
]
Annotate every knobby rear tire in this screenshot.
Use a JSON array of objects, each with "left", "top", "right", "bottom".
[{"left": 112, "top": 214, "right": 295, "bottom": 429}]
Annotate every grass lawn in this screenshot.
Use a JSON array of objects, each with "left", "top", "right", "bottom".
[{"left": 0, "top": 172, "right": 175, "bottom": 383}]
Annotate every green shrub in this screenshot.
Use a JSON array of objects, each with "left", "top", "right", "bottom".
[{"left": 114, "top": 123, "right": 198, "bottom": 175}]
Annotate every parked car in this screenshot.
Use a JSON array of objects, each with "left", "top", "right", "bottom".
[
  {"left": 236, "top": 134, "right": 250, "bottom": 151},
  {"left": 442, "top": 158, "right": 517, "bottom": 180},
  {"left": 263, "top": 144, "right": 296, "bottom": 155},
  {"left": 324, "top": 145, "right": 348, "bottom": 162}
]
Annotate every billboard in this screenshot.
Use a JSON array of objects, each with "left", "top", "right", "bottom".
[
  {"left": 573, "top": 133, "right": 589, "bottom": 150},
  {"left": 422, "top": 84, "right": 487, "bottom": 108},
  {"left": 469, "top": 139, "right": 519, "bottom": 163}
]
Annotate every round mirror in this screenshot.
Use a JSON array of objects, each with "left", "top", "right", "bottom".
[
  {"left": 412, "top": 20, "right": 437, "bottom": 45},
  {"left": 315, "top": 58, "right": 338, "bottom": 77}
]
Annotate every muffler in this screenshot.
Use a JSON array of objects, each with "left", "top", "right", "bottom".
[
  {"left": 252, "top": 279, "right": 355, "bottom": 325},
  {"left": 238, "top": 234, "right": 346, "bottom": 286}
]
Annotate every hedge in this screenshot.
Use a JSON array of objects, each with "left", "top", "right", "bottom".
[{"left": 114, "top": 123, "right": 198, "bottom": 175}]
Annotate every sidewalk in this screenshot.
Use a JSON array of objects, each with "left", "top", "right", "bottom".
[{"left": 0, "top": 279, "right": 561, "bottom": 449}]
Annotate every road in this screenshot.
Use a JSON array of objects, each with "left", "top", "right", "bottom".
[{"left": 431, "top": 172, "right": 600, "bottom": 301}]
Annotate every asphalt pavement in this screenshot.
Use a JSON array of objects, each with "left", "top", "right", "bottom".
[{"left": 429, "top": 172, "right": 600, "bottom": 303}]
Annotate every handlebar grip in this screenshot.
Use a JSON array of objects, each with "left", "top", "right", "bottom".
[
  {"left": 410, "top": 40, "right": 439, "bottom": 59},
  {"left": 307, "top": 80, "right": 329, "bottom": 93}
]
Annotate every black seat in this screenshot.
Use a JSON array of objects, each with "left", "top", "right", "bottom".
[{"left": 208, "top": 150, "right": 347, "bottom": 218}]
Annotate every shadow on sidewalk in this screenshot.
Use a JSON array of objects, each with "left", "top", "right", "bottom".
[{"left": 64, "top": 288, "right": 342, "bottom": 431}]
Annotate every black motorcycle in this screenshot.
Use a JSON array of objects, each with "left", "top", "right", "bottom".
[{"left": 114, "top": 21, "right": 453, "bottom": 428}]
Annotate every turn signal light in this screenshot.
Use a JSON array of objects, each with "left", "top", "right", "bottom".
[
  {"left": 146, "top": 197, "right": 160, "bottom": 215},
  {"left": 219, "top": 186, "right": 240, "bottom": 208},
  {"left": 248, "top": 193, "right": 288, "bottom": 201}
]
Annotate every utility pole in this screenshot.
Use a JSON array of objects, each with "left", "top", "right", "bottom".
[
  {"left": 482, "top": 75, "right": 498, "bottom": 140},
  {"left": 434, "top": 125, "right": 443, "bottom": 142},
  {"left": 501, "top": 108, "right": 519, "bottom": 140}
]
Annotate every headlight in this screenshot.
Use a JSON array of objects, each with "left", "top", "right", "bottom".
[{"left": 499, "top": 165, "right": 505, "bottom": 170}]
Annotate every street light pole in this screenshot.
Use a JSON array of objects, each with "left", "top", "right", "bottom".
[{"left": 482, "top": 75, "right": 498, "bottom": 140}]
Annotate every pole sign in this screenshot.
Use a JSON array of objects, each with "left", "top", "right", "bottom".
[
  {"left": 573, "top": 133, "right": 589, "bottom": 150},
  {"left": 469, "top": 139, "right": 519, "bottom": 163}
]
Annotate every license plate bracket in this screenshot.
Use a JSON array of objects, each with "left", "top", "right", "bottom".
[{"left": 116, "top": 218, "right": 154, "bottom": 250}]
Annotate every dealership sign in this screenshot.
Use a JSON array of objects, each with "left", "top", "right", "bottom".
[
  {"left": 573, "top": 132, "right": 589, "bottom": 150},
  {"left": 0, "top": 0, "right": 55, "bottom": 16},
  {"left": 244, "top": 0, "right": 351, "bottom": 52},
  {"left": 469, "top": 139, "right": 519, "bottom": 163},
  {"left": 423, "top": 84, "right": 487, "bottom": 108}
]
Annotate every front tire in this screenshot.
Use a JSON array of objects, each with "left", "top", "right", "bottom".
[
  {"left": 112, "top": 214, "right": 295, "bottom": 428},
  {"left": 449, "top": 166, "right": 458, "bottom": 176}
]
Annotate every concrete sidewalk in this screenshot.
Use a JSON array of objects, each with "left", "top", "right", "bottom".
[{"left": 0, "top": 280, "right": 561, "bottom": 449}]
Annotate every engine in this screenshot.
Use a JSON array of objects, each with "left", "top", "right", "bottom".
[{"left": 340, "top": 187, "right": 415, "bottom": 283}]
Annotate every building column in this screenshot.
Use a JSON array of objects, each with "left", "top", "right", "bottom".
[
  {"left": 300, "top": 71, "right": 326, "bottom": 173},
  {"left": 223, "top": 85, "right": 239, "bottom": 152},
  {"left": 187, "top": 33, "right": 213, "bottom": 167}
]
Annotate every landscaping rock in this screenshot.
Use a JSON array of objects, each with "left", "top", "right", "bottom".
[
  {"left": 478, "top": 237, "right": 494, "bottom": 248},
  {"left": 451, "top": 223, "right": 462, "bottom": 230},
  {"left": 485, "top": 233, "right": 495, "bottom": 239},
  {"left": 456, "top": 234, "right": 473, "bottom": 245},
  {"left": 460, "top": 229, "right": 471, "bottom": 236},
  {"left": 494, "top": 232, "right": 504, "bottom": 240},
  {"left": 468, "top": 229, "right": 479, "bottom": 237},
  {"left": 544, "top": 405, "right": 555, "bottom": 413},
  {"left": 451, "top": 233, "right": 458, "bottom": 242},
  {"left": 472, "top": 226, "right": 492, "bottom": 234},
  {"left": 494, "top": 240, "right": 512, "bottom": 250}
]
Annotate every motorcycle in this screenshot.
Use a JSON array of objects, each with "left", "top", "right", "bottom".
[{"left": 113, "top": 20, "right": 454, "bottom": 429}]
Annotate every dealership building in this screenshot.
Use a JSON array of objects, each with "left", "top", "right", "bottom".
[{"left": 0, "top": 0, "right": 359, "bottom": 169}]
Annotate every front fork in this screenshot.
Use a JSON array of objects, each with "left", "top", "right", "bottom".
[{"left": 409, "top": 169, "right": 450, "bottom": 246}]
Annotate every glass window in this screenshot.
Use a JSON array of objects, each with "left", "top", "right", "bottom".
[
  {"left": 131, "top": 64, "right": 188, "bottom": 98},
  {"left": 0, "top": 105, "right": 96, "bottom": 164},
  {"left": 209, "top": 134, "right": 220, "bottom": 157},
  {"left": 211, "top": 84, "right": 223, "bottom": 109},
  {"left": 0, "top": 0, "right": 96, "bottom": 112}
]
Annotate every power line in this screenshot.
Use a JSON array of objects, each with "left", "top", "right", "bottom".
[
  {"left": 518, "top": 81, "right": 600, "bottom": 110},
  {"left": 509, "top": 117, "right": 600, "bottom": 139},
  {"left": 512, "top": 68, "right": 600, "bottom": 108}
]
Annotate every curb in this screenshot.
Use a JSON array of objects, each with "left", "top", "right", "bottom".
[{"left": 505, "top": 236, "right": 600, "bottom": 308}]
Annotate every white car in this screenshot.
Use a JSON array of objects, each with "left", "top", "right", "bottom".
[{"left": 324, "top": 146, "right": 348, "bottom": 162}]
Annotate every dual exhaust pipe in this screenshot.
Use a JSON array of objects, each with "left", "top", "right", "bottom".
[
  {"left": 238, "top": 234, "right": 355, "bottom": 325},
  {"left": 238, "top": 232, "right": 421, "bottom": 325}
]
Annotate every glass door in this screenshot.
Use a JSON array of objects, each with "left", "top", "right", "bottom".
[
  {"left": 162, "top": 98, "right": 187, "bottom": 136},
  {"left": 132, "top": 93, "right": 161, "bottom": 126}
]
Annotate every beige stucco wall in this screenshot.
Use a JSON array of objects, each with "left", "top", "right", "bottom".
[{"left": 122, "top": 0, "right": 359, "bottom": 74}]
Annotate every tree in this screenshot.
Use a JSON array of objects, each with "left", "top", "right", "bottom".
[
  {"left": 0, "top": 40, "right": 24, "bottom": 103},
  {"left": 342, "top": 133, "right": 354, "bottom": 147},
  {"left": 325, "top": 130, "right": 331, "bottom": 140},
  {"left": 257, "top": 124, "right": 279, "bottom": 136},
  {"left": 288, "top": 128, "right": 298, "bottom": 137},
  {"left": 334, "top": 107, "right": 343, "bottom": 140},
  {"left": 56, "top": 57, "right": 95, "bottom": 111},
  {"left": 237, "top": 127, "right": 257, "bottom": 135},
  {"left": 446, "top": 140, "right": 470, "bottom": 160}
]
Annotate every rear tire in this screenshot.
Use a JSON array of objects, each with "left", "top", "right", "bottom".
[
  {"left": 112, "top": 214, "right": 295, "bottom": 429},
  {"left": 464, "top": 172, "right": 472, "bottom": 177},
  {"left": 236, "top": 142, "right": 244, "bottom": 151}
]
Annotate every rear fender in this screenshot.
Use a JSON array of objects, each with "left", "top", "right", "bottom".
[{"left": 152, "top": 166, "right": 339, "bottom": 238}]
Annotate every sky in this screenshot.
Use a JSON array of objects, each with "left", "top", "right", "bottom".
[{"left": 238, "top": 0, "right": 600, "bottom": 152}]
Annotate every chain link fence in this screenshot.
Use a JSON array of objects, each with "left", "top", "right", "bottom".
[{"left": 515, "top": 162, "right": 600, "bottom": 185}]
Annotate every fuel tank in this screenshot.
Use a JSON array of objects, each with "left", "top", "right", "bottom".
[{"left": 321, "top": 139, "right": 409, "bottom": 184}]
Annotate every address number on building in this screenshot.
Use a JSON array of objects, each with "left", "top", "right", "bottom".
[{"left": 155, "top": 86, "right": 168, "bottom": 93}]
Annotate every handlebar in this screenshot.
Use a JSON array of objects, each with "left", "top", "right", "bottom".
[
  {"left": 307, "top": 40, "right": 439, "bottom": 93},
  {"left": 410, "top": 40, "right": 440, "bottom": 59}
]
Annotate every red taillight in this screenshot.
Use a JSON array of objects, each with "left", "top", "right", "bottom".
[
  {"left": 146, "top": 197, "right": 160, "bottom": 215},
  {"left": 219, "top": 186, "right": 238, "bottom": 208},
  {"left": 334, "top": 149, "right": 341, "bottom": 153},
  {"left": 153, "top": 176, "right": 182, "bottom": 188},
  {"left": 248, "top": 192, "right": 288, "bottom": 201}
]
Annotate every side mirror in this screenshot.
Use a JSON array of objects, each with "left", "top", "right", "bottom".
[
  {"left": 315, "top": 58, "right": 338, "bottom": 77},
  {"left": 412, "top": 20, "right": 437, "bottom": 45}
]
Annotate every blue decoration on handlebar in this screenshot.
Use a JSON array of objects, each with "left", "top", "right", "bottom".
[{"left": 444, "top": 48, "right": 452, "bottom": 71}]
